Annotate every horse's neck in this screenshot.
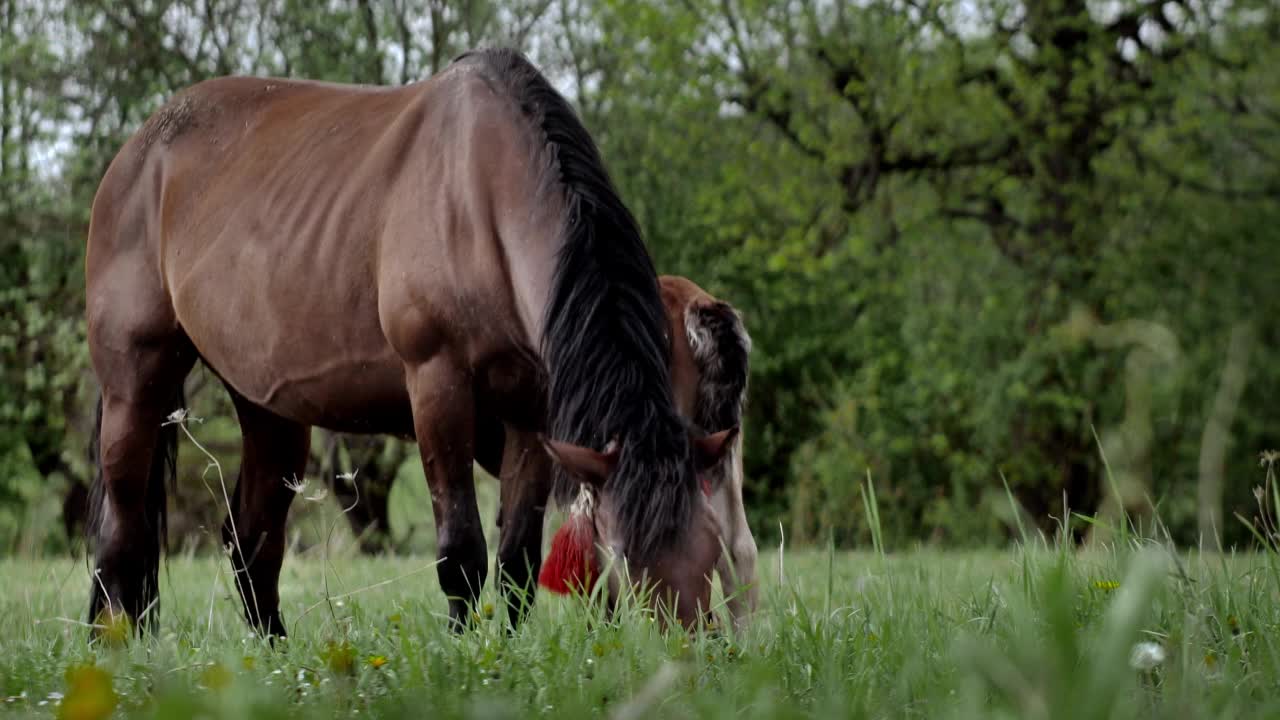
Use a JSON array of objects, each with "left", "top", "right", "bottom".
[{"left": 494, "top": 197, "right": 568, "bottom": 351}]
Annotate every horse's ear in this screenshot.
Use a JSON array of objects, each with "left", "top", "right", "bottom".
[
  {"left": 692, "top": 426, "right": 739, "bottom": 473},
  {"left": 541, "top": 438, "right": 620, "bottom": 486}
]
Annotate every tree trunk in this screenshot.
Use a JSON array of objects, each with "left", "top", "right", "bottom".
[
  {"left": 356, "top": 0, "right": 383, "bottom": 84},
  {"left": 1198, "top": 322, "right": 1254, "bottom": 551}
]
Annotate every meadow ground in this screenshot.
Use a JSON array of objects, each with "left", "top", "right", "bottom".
[{"left": 2, "top": 541, "right": 1278, "bottom": 719}]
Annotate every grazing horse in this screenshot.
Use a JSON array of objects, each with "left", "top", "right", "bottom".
[{"left": 83, "top": 48, "right": 735, "bottom": 637}]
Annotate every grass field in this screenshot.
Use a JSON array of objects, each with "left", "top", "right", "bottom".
[{"left": 2, "top": 540, "right": 1279, "bottom": 719}]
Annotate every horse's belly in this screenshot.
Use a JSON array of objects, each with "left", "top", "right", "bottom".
[
  {"left": 261, "top": 357, "right": 415, "bottom": 436},
  {"left": 209, "top": 343, "right": 414, "bottom": 435},
  {"left": 173, "top": 296, "right": 412, "bottom": 435}
]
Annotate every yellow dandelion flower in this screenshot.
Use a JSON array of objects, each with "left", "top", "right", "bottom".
[
  {"left": 482, "top": 603, "right": 495, "bottom": 619},
  {"left": 58, "top": 665, "right": 115, "bottom": 720},
  {"left": 367, "top": 655, "right": 388, "bottom": 670},
  {"left": 199, "top": 663, "right": 232, "bottom": 691},
  {"left": 1093, "top": 580, "right": 1120, "bottom": 591}
]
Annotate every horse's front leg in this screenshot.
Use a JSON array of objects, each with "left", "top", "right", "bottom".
[
  {"left": 494, "top": 426, "right": 554, "bottom": 627},
  {"left": 406, "top": 357, "right": 487, "bottom": 629}
]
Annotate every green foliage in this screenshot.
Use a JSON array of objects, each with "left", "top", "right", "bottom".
[
  {"left": 578, "top": 0, "right": 1280, "bottom": 547},
  {"left": 0, "top": 0, "right": 1277, "bottom": 552}
]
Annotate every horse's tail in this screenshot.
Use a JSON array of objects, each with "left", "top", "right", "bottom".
[
  {"left": 85, "top": 387, "right": 183, "bottom": 583},
  {"left": 685, "top": 300, "right": 751, "bottom": 490},
  {"left": 85, "top": 394, "right": 105, "bottom": 545}
]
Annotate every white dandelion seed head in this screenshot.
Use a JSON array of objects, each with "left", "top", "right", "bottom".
[
  {"left": 336, "top": 469, "right": 359, "bottom": 483},
  {"left": 165, "top": 408, "right": 188, "bottom": 425},
  {"left": 1129, "top": 641, "right": 1166, "bottom": 671},
  {"left": 283, "top": 474, "right": 308, "bottom": 494},
  {"left": 306, "top": 488, "right": 329, "bottom": 503}
]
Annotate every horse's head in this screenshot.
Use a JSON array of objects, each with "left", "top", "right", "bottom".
[{"left": 542, "top": 427, "right": 738, "bottom": 628}]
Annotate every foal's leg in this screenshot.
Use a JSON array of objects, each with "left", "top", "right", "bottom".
[
  {"left": 710, "top": 450, "right": 758, "bottom": 630},
  {"left": 494, "top": 427, "right": 553, "bottom": 627},
  {"left": 406, "top": 357, "right": 487, "bottom": 629},
  {"left": 222, "top": 392, "right": 309, "bottom": 637}
]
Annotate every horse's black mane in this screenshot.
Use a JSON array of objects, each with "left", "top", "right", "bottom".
[{"left": 457, "top": 48, "right": 694, "bottom": 563}]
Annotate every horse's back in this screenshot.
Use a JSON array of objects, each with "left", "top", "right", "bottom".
[{"left": 87, "top": 75, "right": 424, "bottom": 297}]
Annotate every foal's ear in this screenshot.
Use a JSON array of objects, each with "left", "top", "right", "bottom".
[
  {"left": 541, "top": 438, "right": 620, "bottom": 486},
  {"left": 692, "top": 426, "right": 739, "bottom": 473}
]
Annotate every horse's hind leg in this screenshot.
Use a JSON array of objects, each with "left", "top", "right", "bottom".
[
  {"left": 88, "top": 342, "right": 194, "bottom": 634},
  {"left": 494, "top": 427, "right": 553, "bottom": 627},
  {"left": 222, "top": 392, "right": 309, "bottom": 637},
  {"left": 406, "top": 357, "right": 487, "bottom": 629}
]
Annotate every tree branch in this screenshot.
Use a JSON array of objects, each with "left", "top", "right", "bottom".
[
  {"left": 1127, "top": 137, "right": 1279, "bottom": 200},
  {"left": 356, "top": 0, "right": 383, "bottom": 84}
]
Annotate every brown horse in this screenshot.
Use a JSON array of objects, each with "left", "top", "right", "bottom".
[{"left": 83, "top": 48, "right": 735, "bottom": 637}]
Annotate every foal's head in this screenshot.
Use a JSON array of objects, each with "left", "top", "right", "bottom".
[{"left": 543, "top": 427, "right": 738, "bottom": 628}]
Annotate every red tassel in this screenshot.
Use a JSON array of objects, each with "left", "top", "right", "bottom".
[{"left": 539, "top": 512, "right": 599, "bottom": 595}]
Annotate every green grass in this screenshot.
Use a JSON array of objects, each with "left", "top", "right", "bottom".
[{"left": 2, "top": 542, "right": 1278, "bottom": 719}]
